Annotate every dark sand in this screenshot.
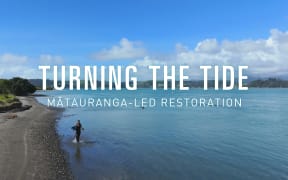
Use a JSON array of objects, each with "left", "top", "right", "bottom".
[{"left": 0, "top": 96, "right": 73, "bottom": 180}]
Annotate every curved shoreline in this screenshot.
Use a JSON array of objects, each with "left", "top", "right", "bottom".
[{"left": 0, "top": 96, "right": 73, "bottom": 180}]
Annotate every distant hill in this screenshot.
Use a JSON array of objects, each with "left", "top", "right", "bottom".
[
  {"left": 248, "top": 78, "right": 288, "bottom": 88},
  {"left": 29, "top": 79, "right": 53, "bottom": 89},
  {"left": 29, "top": 78, "right": 288, "bottom": 90}
]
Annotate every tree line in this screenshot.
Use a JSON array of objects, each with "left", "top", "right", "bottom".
[
  {"left": 29, "top": 78, "right": 288, "bottom": 89},
  {"left": 1, "top": 78, "right": 286, "bottom": 93},
  {"left": 0, "top": 77, "right": 36, "bottom": 96}
]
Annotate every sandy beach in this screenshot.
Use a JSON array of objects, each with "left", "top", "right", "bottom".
[{"left": 0, "top": 96, "right": 73, "bottom": 180}]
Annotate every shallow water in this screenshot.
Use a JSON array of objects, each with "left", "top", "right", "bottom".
[{"left": 37, "top": 89, "right": 288, "bottom": 180}]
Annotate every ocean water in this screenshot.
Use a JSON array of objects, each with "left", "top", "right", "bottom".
[{"left": 36, "top": 89, "right": 288, "bottom": 180}]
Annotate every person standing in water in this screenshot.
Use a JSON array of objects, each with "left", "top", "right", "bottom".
[{"left": 73, "top": 120, "right": 84, "bottom": 143}]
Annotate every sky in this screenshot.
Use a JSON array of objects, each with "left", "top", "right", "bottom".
[{"left": 0, "top": 0, "right": 288, "bottom": 79}]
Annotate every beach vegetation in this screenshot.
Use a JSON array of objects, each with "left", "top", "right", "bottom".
[
  {"left": 0, "top": 94, "right": 17, "bottom": 104},
  {"left": 0, "top": 77, "right": 36, "bottom": 96}
]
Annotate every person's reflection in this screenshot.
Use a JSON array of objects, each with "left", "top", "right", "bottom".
[{"left": 75, "top": 145, "right": 82, "bottom": 163}]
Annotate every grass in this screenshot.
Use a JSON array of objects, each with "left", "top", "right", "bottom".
[{"left": 0, "top": 94, "right": 17, "bottom": 105}]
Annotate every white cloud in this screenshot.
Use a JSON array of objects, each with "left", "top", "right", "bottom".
[
  {"left": 92, "top": 38, "right": 146, "bottom": 60},
  {"left": 0, "top": 53, "right": 64, "bottom": 79},
  {"left": 134, "top": 56, "right": 167, "bottom": 67},
  {"left": 1, "top": 29, "right": 288, "bottom": 80},
  {"left": 39, "top": 54, "right": 64, "bottom": 65},
  {"left": 195, "top": 39, "right": 220, "bottom": 54},
  {"left": 0, "top": 53, "right": 37, "bottom": 78},
  {"left": 0, "top": 53, "right": 28, "bottom": 64},
  {"left": 134, "top": 29, "right": 288, "bottom": 79}
]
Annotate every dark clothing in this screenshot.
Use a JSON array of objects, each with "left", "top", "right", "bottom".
[
  {"left": 75, "top": 123, "right": 82, "bottom": 134},
  {"left": 75, "top": 123, "right": 82, "bottom": 142},
  {"left": 76, "top": 132, "right": 81, "bottom": 142}
]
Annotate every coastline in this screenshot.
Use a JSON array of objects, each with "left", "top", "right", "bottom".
[{"left": 0, "top": 96, "right": 73, "bottom": 180}]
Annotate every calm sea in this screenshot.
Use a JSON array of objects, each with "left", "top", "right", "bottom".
[{"left": 36, "top": 88, "right": 288, "bottom": 180}]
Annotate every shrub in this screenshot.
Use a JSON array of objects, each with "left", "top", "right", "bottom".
[{"left": 0, "top": 77, "right": 36, "bottom": 96}]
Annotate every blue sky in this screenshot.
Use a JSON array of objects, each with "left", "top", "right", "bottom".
[{"left": 0, "top": 0, "right": 288, "bottom": 79}]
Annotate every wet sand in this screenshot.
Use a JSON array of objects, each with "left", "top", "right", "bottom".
[{"left": 0, "top": 96, "right": 73, "bottom": 180}]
